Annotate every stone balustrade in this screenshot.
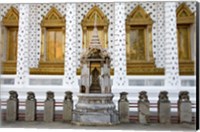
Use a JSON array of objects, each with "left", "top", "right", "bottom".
[{"left": 5, "top": 90, "right": 194, "bottom": 124}]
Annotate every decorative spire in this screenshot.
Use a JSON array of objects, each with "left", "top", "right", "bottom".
[{"left": 89, "top": 11, "right": 102, "bottom": 49}]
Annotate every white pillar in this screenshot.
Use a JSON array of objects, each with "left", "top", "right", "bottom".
[
  {"left": 113, "top": 3, "right": 127, "bottom": 89},
  {"left": 164, "top": 2, "right": 180, "bottom": 87},
  {"left": 28, "top": 4, "right": 38, "bottom": 68},
  {"left": 16, "top": 4, "right": 30, "bottom": 86},
  {"left": 155, "top": 2, "right": 165, "bottom": 68},
  {"left": 64, "top": 3, "right": 78, "bottom": 89}
]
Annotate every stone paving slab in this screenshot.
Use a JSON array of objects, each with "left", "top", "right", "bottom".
[{"left": 0, "top": 121, "right": 196, "bottom": 131}]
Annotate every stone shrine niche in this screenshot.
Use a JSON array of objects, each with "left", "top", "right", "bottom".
[
  {"left": 176, "top": 3, "right": 195, "bottom": 75},
  {"left": 79, "top": 41, "right": 111, "bottom": 94},
  {"left": 1, "top": 7, "right": 19, "bottom": 74},
  {"left": 30, "top": 7, "right": 65, "bottom": 75},
  {"left": 126, "top": 5, "right": 164, "bottom": 75},
  {"left": 73, "top": 22, "right": 119, "bottom": 125}
]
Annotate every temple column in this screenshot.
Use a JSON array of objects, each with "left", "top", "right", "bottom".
[
  {"left": 164, "top": 2, "right": 180, "bottom": 87},
  {"left": 155, "top": 2, "right": 165, "bottom": 68},
  {"left": 113, "top": 3, "right": 127, "bottom": 89},
  {"left": 28, "top": 4, "right": 38, "bottom": 68},
  {"left": 16, "top": 4, "right": 30, "bottom": 86},
  {"left": 64, "top": 3, "right": 78, "bottom": 88}
]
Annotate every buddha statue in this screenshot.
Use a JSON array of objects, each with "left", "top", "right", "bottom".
[{"left": 90, "top": 67, "right": 101, "bottom": 93}]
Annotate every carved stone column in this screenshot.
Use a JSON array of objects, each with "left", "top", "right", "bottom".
[
  {"left": 44, "top": 91, "right": 55, "bottom": 122},
  {"left": 118, "top": 92, "right": 129, "bottom": 123},
  {"left": 158, "top": 91, "right": 171, "bottom": 123},
  {"left": 178, "top": 91, "right": 192, "bottom": 123},
  {"left": 25, "top": 92, "right": 36, "bottom": 121},
  {"left": 63, "top": 91, "right": 73, "bottom": 122},
  {"left": 6, "top": 91, "right": 19, "bottom": 121},
  {"left": 16, "top": 4, "right": 30, "bottom": 86},
  {"left": 164, "top": 2, "right": 180, "bottom": 87},
  {"left": 138, "top": 91, "right": 150, "bottom": 124}
]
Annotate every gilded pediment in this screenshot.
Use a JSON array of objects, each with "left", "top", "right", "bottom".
[
  {"left": 81, "top": 5, "right": 109, "bottom": 26},
  {"left": 126, "top": 5, "right": 153, "bottom": 25},
  {"left": 2, "top": 6, "right": 19, "bottom": 26},
  {"left": 176, "top": 3, "right": 194, "bottom": 24},
  {"left": 41, "top": 7, "right": 65, "bottom": 27}
]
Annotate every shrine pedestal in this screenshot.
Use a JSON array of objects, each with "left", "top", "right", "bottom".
[{"left": 73, "top": 93, "right": 119, "bottom": 125}]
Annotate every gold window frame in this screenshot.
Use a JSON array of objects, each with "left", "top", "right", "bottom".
[
  {"left": 81, "top": 5, "right": 109, "bottom": 49},
  {"left": 126, "top": 5, "right": 164, "bottom": 75},
  {"left": 30, "top": 7, "right": 65, "bottom": 75},
  {"left": 176, "top": 3, "right": 195, "bottom": 75},
  {"left": 1, "top": 6, "right": 19, "bottom": 74}
]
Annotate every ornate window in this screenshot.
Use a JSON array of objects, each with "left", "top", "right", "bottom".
[
  {"left": 126, "top": 5, "right": 164, "bottom": 75},
  {"left": 81, "top": 6, "right": 109, "bottom": 49},
  {"left": 176, "top": 3, "right": 195, "bottom": 75},
  {"left": 30, "top": 7, "right": 65, "bottom": 75},
  {"left": 1, "top": 7, "right": 19, "bottom": 74}
]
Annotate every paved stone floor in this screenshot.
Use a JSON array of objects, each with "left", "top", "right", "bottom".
[{"left": 0, "top": 121, "right": 196, "bottom": 131}]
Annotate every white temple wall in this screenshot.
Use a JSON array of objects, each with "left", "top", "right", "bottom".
[{"left": 0, "top": 2, "right": 196, "bottom": 109}]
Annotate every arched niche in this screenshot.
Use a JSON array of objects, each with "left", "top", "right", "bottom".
[
  {"left": 126, "top": 5, "right": 164, "bottom": 75},
  {"left": 30, "top": 7, "right": 65, "bottom": 75},
  {"left": 81, "top": 5, "right": 109, "bottom": 49},
  {"left": 1, "top": 6, "right": 19, "bottom": 74},
  {"left": 176, "top": 3, "right": 195, "bottom": 75}
]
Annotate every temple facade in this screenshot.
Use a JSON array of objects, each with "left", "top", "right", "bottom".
[{"left": 0, "top": 2, "right": 196, "bottom": 112}]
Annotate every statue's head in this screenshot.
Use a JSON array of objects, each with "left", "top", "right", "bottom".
[
  {"left": 46, "top": 91, "right": 54, "bottom": 101},
  {"left": 139, "top": 91, "right": 148, "bottom": 102},
  {"left": 120, "top": 92, "right": 128, "bottom": 101},
  {"left": 64, "top": 91, "right": 73, "bottom": 100},
  {"left": 27, "top": 92, "right": 35, "bottom": 100},
  {"left": 9, "top": 90, "right": 18, "bottom": 100},
  {"left": 158, "top": 91, "right": 169, "bottom": 102},
  {"left": 179, "top": 91, "right": 190, "bottom": 102}
]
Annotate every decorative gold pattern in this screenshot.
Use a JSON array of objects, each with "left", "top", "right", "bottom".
[
  {"left": 30, "top": 62, "right": 64, "bottom": 75},
  {"left": 81, "top": 6, "right": 109, "bottom": 48},
  {"left": 127, "top": 62, "right": 164, "bottom": 75},
  {"left": 2, "top": 6, "right": 19, "bottom": 26},
  {"left": 1, "top": 61, "right": 17, "bottom": 74},
  {"left": 126, "top": 5, "right": 162, "bottom": 75},
  {"left": 30, "top": 7, "right": 65, "bottom": 75},
  {"left": 176, "top": 3, "right": 195, "bottom": 24},
  {"left": 126, "top": 5, "right": 153, "bottom": 26},
  {"left": 176, "top": 3, "right": 194, "bottom": 75},
  {"left": 41, "top": 7, "right": 65, "bottom": 27},
  {"left": 1, "top": 7, "right": 19, "bottom": 74}
]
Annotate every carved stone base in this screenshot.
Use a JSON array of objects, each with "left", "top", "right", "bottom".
[
  {"left": 73, "top": 111, "right": 119, "bottom": 125},
  {"left": 138, "top": 101, "right": 150, "bottom": 124},
  {"left": 63, "top": 100, "right": 73, "bottom": 122},
  {"left": 6, "top": 100, "right": 18, "bottom": 121},
  {"left": 73, "top": 93, "right": 119, "bottom": 125},
  {"left": 25, "top": 100, "right": 36, "bottom": 121},
  {"left": 158, "top": 102, "right": 171, "bottom": 124},
  {"left": 44, "top": 101, "right": 55, "bottom": 122},
  {"left": 179, "top": 102, "right": 192, "bottom": 123}
]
